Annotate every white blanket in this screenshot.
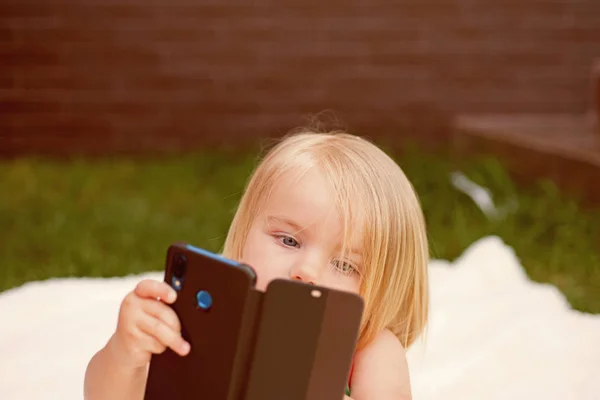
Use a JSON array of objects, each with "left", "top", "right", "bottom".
[{"left": 1, "top": 236, "right": 598, "bottom": 399}]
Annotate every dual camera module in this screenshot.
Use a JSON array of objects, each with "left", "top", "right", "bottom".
[{"left": 171, "top": 253, "right": 213, "bottom": 311}]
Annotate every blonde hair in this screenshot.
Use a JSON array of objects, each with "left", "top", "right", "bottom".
[{"left": 222, "top": 129, "right": 429, "bottom": 350}]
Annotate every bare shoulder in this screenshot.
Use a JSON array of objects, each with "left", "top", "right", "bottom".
[{"left": 350, "top": 329, "right": 412, "bottom": 400}]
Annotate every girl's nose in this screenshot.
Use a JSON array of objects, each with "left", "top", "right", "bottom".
[{"left": 290, "top": 262, "right": 320, "bottom": 285}]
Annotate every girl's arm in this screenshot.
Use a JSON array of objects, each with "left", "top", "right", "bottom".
[
  {"left": 347, "top": 329, "right": 413, "bottom": 400},
  {"left": 84, "top": 280, "right": 189, "bottom": 400},
  {"left": 84, "top": 336, "right": 149, "bottom": 400}
]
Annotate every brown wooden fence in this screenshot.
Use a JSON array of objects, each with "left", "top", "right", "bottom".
[{"left": 2, "top": 0, "right": 599, "bottom": 156}]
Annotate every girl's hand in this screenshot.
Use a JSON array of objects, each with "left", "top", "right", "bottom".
[{"left": 107, "top": 279, "right": 190, "bottom": 369}]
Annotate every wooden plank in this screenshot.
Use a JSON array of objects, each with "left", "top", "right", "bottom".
[{"left": 452, "top": 113, "right": 600, "bottom": 205}]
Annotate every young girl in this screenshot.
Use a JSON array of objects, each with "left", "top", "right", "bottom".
[{"left": 84, "top": 129, "right": 429, "bottom": 400}]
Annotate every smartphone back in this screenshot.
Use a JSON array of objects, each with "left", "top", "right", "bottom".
[
  {"left": 243, "top": 279, "right": 364, "bottom": 400},
  {"left": 144, "top": 243, "right": 259, "bottom": 400}
]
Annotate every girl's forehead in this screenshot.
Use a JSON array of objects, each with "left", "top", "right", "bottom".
[
  {"left": 264, "top": 168, "right": 337, "bottom": 221},
  {"left": 260, "top": 168, "right": 367, "bottom": 248}
]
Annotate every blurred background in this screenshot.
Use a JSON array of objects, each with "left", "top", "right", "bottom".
[{"left": 1, "top": 0, "right": 599, "bottom": 316}]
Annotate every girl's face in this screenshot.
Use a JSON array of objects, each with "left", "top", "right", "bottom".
[{"left": 240, "top": 168, "right": 363, "bottom": 294}]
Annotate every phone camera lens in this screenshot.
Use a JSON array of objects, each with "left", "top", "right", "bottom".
[
  {"left": 173, "top": 254, "right": 187, "bottom": 278},
  {"left": 170, "top": 254, "right": 187, "bottom": 292}
]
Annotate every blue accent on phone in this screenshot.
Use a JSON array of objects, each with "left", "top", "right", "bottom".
[
  {"left": 185, "top": 244, "right": 239, "bottom": 267},
  {"left": 196, "top": 290, "right": 213, "bottom": 310}
]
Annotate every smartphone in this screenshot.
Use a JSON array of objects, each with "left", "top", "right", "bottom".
[
  {"left": 243, "top": 279, "right": 364, "bottom": 400},
  {"left": 144, "top": 242, "right": 259, "bottom": 400}
]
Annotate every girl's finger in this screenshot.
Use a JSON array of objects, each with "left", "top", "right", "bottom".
[
  {"left": 134, "top": 279, "right": 177, "bottom": 304},
  {"left": 138, "top": 313, "right": 190, "bottom": 357},
  {"left": 142, "top": 298, "right": 182, "bottom": 332},
  {"left": 137, "top": 331, "right": 168, "bottom": 355}
]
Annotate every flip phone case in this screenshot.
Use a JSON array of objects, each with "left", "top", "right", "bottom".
[{"left": 244, "top": 279, "right": 364, "bottom": 400}]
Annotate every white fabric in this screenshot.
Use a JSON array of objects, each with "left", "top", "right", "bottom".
[{"left": 0, "top": 236, "right": 598, "bottom": 399}]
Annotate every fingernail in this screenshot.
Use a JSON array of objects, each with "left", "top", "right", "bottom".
[
  {"left": 181, "top": 341, "right": 190, "bottom": 354},
  {"left": 168, "top": 291, "right": 176, "bottom": 302}
]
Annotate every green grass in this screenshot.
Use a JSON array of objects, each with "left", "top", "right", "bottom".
[{"left": 1, "top": 146, "right": 599, "bottom": 314}]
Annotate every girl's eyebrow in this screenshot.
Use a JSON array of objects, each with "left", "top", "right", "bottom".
[
  {"left": 266, "top": 215, "right": 305, "bottom": 233},
  {"left": 335, "top": 237, "right": 364, "bottom": 258},
  {"left": 337, "top": 246, "right": 363, "bottom": 258}
]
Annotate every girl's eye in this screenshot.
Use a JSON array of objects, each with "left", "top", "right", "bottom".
[
  {"left": 332, "top": 259, "right": 356, "bottom": 275},
  {"left": 277, "top": 235, "right": 300, "bottom": 248}
]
